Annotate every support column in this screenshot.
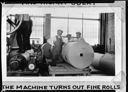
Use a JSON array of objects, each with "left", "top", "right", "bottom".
[
  {"left": 43, "top": 14, "right": 51, "bottom": 43},
  {"left": 105, "top": 13, "right": 115, "bottom": 53},
  {"left": 100, "top": 13, "right": 115, "bottom": 53}
]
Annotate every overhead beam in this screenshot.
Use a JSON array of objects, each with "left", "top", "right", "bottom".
[
  {"left": 51, "top": 16, "right": 100, "bottom": 21},
  {"left": 9, "top": 14, "right": 100, "bottom": 21}
]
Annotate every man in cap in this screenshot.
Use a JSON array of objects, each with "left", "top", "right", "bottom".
[
  {"left": 66, "top": 34, "right": 72, "bottom": 42},
  {"left": 75, "top": 32, "right": 85, "bottom": 41},
  {"left": 47, "top": 29, "right": 64, "bottom": 66}
]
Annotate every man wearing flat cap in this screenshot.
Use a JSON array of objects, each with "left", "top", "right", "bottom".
[
  {"left": 47, "top": 29, "right": 64, "bottom": 66},
  {"left": 63, "top": 34, "right": 72, "bottom": 44},
  {"left": 75, "top": 32, "right": 85, "bottom": 41},
  {"left": 66, "top": 34, "right": 72, "bottom": 42}
]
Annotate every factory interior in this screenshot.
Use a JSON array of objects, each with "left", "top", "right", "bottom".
[{"left": 5, "top": 7, "right": 115, "bottom": 76}]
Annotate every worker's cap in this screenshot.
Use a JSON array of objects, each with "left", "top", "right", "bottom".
[
  {"left": 76, "top": 32, "right": 81, "bottom": 35},
  {"left": 66, "top": 34, "right": 71, "bottom": 37},
  {"left": 57, "top": 29, "right": 63, "bottom": 33}
]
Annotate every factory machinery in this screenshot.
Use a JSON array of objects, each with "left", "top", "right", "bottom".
[
  {"left": 6, "top": 14, "right": 47, "bottom": 76},
  {"left": 7, "top": 14, "right": 115, "bottom": 76}
]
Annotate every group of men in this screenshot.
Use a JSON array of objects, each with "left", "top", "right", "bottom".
[{"left": 43, "top": 29, "right": 84, "bottom": 66}]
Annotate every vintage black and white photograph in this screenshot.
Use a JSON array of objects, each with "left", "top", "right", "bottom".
[
  {"left": 1, "top": 1, "right": 126, "bottom": 91},
  {"left": 3, "top": 4, "right": 119, "bottom": 77},
  {"left": 1, "top": 1, "right": 125, "bottom": 81}
]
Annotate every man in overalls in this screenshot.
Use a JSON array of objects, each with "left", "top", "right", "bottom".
[{"left": 47, "top": 29, "right": 64, "bottom": 66}]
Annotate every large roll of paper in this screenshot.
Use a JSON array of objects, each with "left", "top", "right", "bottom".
[
  {"left": 62, "top": 40, "right": 94, "bottom": 69},
  {"left": 92, "top": 53, "right": 115, "bottom": 75},
  {"left": 92, "top": 53, "right": 104, "bottom": 69},
  {"left": 100, "top": 53, "right": 115, "bottom": 75}
]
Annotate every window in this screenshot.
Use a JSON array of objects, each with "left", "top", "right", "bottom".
[{"left": 51, "top": 16, "right": 99, "bottom": 45}]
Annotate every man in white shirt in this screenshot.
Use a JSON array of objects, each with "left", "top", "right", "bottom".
[{"left": 47, "top": 29, "right": 64, "bottom": 66}]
